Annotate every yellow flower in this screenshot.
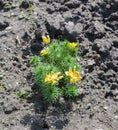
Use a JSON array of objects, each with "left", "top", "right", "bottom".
[
  {"left": 40, "top": 49, "right": 49, "bottom": 56},
  {"left": 65, "top": 67, "right": 82, "bottom": 83},
  {"left": 69, "top": 42, "right": 78, "bottom": 48},
  {"left": 42, "top": 35, "right": 50, "bottom": 44},
  {"left": 45, "top": 72, "right": 63, "bottom": 84}
]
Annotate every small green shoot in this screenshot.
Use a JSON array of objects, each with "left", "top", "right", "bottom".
[
  {"left": 0, "top": 83, "right": 4, "bottom": 89},
  {"left": 18, "top": 11, "right": 30, "bottom": 20},
  {"left": 16, "top": 91, "right": 29, "bottom": 99},
  {"left": 27, "top": 3, "right": 34, "bottom": 14}
]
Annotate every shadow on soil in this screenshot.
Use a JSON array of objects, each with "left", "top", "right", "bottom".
[{"left": 20, "top": 88, "right": 78, "bottom": 130}]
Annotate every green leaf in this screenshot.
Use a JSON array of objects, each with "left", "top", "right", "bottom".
[
  {"left": 63, "top": 85, "right": 78, "bottom": 97},
  {"left": 16, "top": 91, "right": 29, "bottom": 99},
  {"left": 30, "top": 56, "right": 40, "bottom": 66},
  {"left": 25, "top": 15, "right": 30, "bottom": 20},
  {"left": 42, "top": 85, "right": 61, "bottom": 102},
  {"left": 18, "top": 12, "right": 27, "bottom": 20}
]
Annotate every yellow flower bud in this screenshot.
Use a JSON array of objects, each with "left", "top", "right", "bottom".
[
  {"left": 42, "top": 35, "right": 50, "bottom": 44},
  {"left": 69, "top": 42, "right": 78, "bottom": 48},
  {"left": 65, "top": 67, "right": 82, "bottom": 83},
  {"left": 40, "top": 49, "right": 49, "bottom": 56},
  {"left": 45, "top": 72, "right": 63, "bottom": 84}
]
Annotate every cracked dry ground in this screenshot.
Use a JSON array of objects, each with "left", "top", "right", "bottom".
[{"left": 0, "top": 0, "right": 118, "bottom": 130}]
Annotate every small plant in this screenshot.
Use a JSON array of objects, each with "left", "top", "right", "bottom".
[
  {"left": 18, "top": 11, "right": 30, "bottom": 20},
  {"left": 19, "top": 0, "right": 34, "bottom": 14},
  {"left": 0, "top": 83, "right": 4, "bottom": 89},
  {"left": 16, "top": 91, "right": 29, "bottom": 99},
  {"left": 30, "top": 37, "right": 82, "bottom": 102},
  {"left": 18, "top": 0, "right": 34, "bottom": 20},
  {"left": 4, "top": 3, "right": 19, "bottom": 9},
  {"left": 27, "top": 3, "right": 34, "bottom": 14}
]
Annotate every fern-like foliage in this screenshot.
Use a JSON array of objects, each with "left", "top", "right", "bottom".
[
  {"left": 62, "top": 85, "right": 78, "bottom": 97},
  {"left": 30, "top": 39, "right": 82, "bottom": 102},
  {"left": 42, "top": 85, "right": 61, "bottom": 102}
]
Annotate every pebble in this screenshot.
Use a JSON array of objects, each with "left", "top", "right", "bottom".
[
  {"left": 66, "top": 21, "right": 74, "bottom": 26},
  {"left": 114, "top": 95, "right": 118, "bottom": 101},
  {"left": 87, "top": 59, "right": 95, "bottom": 66},
  {"left": 33, "top": 12, "right": 38, "bottom": 15},
  {"left": 78, "top": 88, "right": 84, "bottom": 94},
  {"left": 86, "top": 103, "right": 91, "bottom": 110},
  {"left": 72, "top": 104, "right": 77, "bottom": 111},
  {"left": 81, "top": 114, "right": 85, "bottom": 118},
  {"left": 114, "top": 115, "right": 118, "bottom": 119},
  {"left": 103, "top": 106, "right": 108, "bottom": 110},
  {"left": 116, "top": 90, "right": 118, "bottom": 94},
  {"left": 5, "top": 26, "right": 12, "bottom": 30},
  {"left": 59, "top": 97, "right": 65, "bottom": 104}
]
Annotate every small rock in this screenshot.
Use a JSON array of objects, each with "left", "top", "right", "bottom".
[
  {"left": 21, "top": 65, "right": 27, "bottom": 71},
  {"left": 72, "top": 103, "right": 77, "bottom": 111},
  {"left": 114, "top": 95, "right": 118, "bottom": 101},
  {"left": 103, "top": 106, "right": 108, "bottom": 110},
  {"left": 33, "top": 11, "right": 38, "bottom": 15},
  {"left": 81, "top": 114, "right": 85, "bottom": 118},
  {"left": 87, "top": 59, "right": 95, "bottom": 66},
  {"left": 114, "top": 115, "right": 118, "bottom": 120},
  {"left": 5, "top": 26, "right": 12, "bottom": 30},
  {"left": 78, "top": 88, "right": 84, "bottom": 94},
  {"left": 59, "top": 97, "right": 65, "bottom": 104},
  {"left": 86, "top": 103, "right": 91, "bottom": 110},
  {"left": 115, "top": 90, "right": 118, "bottom": 94}
]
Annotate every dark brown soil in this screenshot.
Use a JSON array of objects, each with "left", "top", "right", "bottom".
[{"left": 0, "top": 0, "right": 118, "bottom": 130}]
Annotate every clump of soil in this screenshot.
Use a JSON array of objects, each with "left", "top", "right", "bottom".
[{"left": 0, "top": 0, "right": 118, "bottom": 130}]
